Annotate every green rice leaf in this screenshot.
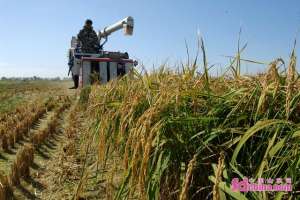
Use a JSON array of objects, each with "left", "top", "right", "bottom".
[{"left": 231, "top": 119, "right": 290, "bottom": 165}]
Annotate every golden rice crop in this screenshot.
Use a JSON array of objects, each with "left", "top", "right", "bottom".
[{"left": 84, "top": 43, "right": 300, "bottom": 199}]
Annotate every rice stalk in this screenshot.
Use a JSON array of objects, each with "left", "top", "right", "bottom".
[
  {"left": 213, "top": 152, "right": 225, "bottom": 200},
  {"left": 286, "top": 40, "right": 297, "bottom": 119},
  {"left": 179, "top": 154, "right": 197, "bottom": 200}
]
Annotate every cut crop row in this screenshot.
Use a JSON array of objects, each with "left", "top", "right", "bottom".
[
  {"left": 30, "top": 97, "right": 71, "bottom": 148},
  {"left": 0, "top": 97, "right": 71, "bottom": 199},
  {"left": 0, "top": 99, "right": 56, "bottom": 153}
]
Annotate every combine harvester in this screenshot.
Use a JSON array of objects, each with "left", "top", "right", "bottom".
[{"left": 68, "top": 16, "right": 137, "bottom": 87}]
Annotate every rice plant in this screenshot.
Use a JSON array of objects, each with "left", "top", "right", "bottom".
[{"left": 84, "top": 42, "right": 300, "bottom": 199}]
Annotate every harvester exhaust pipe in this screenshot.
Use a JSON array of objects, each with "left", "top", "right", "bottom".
[{"left": 98, "top": 16, "right": 134, "bottom": 38}]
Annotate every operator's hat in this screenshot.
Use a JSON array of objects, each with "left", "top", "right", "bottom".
[{"left": 85, "top": 19, "right": 93, "bottom": 25}]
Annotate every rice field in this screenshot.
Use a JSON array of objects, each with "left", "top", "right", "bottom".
[
  {"left": 78, "top": 44, "right": 300, "bottom": 199},
  {"left": 0, "top": 50, "right": 299, "bottom": 199}
]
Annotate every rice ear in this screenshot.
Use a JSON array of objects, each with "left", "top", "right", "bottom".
[
  {"left": 286, "top": 41, "right": 297, "bottom": 119},
  {"left": 179, "top": 154, "right": 197, "bottom": 200},
  {"left": 213, "top": 152, "right": 225, "bottom": 200}
]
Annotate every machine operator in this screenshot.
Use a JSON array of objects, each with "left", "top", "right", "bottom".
[
  {"left": 77, "top": 19, "right": 100, "bottom": 53},
  {"left": 70, "top": 19, "right": 100, "bottom": 89}
]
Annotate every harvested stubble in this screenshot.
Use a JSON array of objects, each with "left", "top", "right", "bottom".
[
  {"left": 0, "top": 99, "right": 53, "bottom": 152},
  {"left": 24, "top": 144, "right": 34, "bottom": 166},
  {"left": 9, "top": 144, "right": 35, "bottom": 188},
  {"left": 30, "top": 123, "right": 53, "bottom": 148},
  {"left": 6, "top": 99, "right": 70, "bottom": 192},
  {"left": 0, "top": 173, "right": 13, "bottom": 200},
  {"left": 86, "top": 47, "right": 300, "bottom": 199},
  {"left": 7, "top": 135, "right": 14, "bottom": 149},
  {"left": 30, "top": 133, "right": 40, "bottom": 147},
  {"left": 65, "top": 107, "right": 80, "bottom": 140},
  {"left": 16, "top": 152, "right": 30, "bottom": 179},
  {"left": 10, "top": 161, "right": 20, "bottom": 186},
  {"left": 30, "top": 99, "right": 71, "bottom": 148},
  {"left": 10, "top": 145, "right": 35, "bottom": 185},
  {"left": 1, "top": 134, "right": 8, "bottom": 152}
]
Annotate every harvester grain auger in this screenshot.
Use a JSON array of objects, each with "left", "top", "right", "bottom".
[{"left": 68, "top": 16, "right": 137, "bottom": 88}]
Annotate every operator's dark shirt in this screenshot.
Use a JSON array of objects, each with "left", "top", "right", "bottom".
[{"left": 77, "top": 25, "right": 100, "bottom": 53}]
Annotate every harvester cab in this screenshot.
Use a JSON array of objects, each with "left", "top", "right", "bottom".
[{"left": 68, "top": 16, "right": 137, "bottom": 88}]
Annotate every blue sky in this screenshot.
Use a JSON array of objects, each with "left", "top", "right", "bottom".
[{"left": 0, "top": 0, "right": 300, "bottom": 77}]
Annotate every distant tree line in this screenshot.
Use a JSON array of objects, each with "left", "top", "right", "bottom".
[{"left": 1, "top": 76, "right": 71, "bottom": 81}]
